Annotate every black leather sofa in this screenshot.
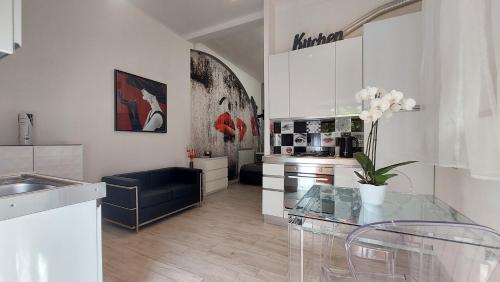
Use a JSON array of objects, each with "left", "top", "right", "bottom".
[{"left": 101, "top": 167, "right": 202, "bottom": 231}]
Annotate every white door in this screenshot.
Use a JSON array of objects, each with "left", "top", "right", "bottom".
[
  {"left": 269, "top": 53, "right": 290, "bottom": 119},
  {"left": 336, "top": 37, "right": 363, "bottom": 116},
  {"left": 364, "top": 12, "right": 434, "bottom": 195},
  {"left": 289, "top": 43, "right": 335, "bottom": 118},
  {"left": 0, "top": 0, "right": 14, "bottom": 54}
]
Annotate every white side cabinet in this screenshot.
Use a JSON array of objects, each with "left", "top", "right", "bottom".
[
  {"left": 269, "top": 52, "right": 290, "bottom": 119},
  {"left": 0, "top": 0, "right": 21, "bottom": 55},
  {"left": 289, "top": 43, "right": 335, "bottom": 118},
  {"left": 262, "top": 163, "right": 284, "bottom": 220},
  {"left": 335, "top": 37, "right": 363, "bottom": 115},
  {"left": 34, "top": 145, "right": 84, "bottom": 181},
  {"left": 193, "top": 157, "right": 228, "bottom": 195}
]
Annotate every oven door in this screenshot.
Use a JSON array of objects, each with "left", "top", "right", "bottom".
[{"left": 284, "top": 172, "right": 334, "bottom": 209}]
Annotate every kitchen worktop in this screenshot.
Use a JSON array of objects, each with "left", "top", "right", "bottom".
[
  {"left": 0, "top": 173, "right": 106, "bottom": 221},
  {"left": 263, "top": 154, "right": 359, "bottom": 166}
]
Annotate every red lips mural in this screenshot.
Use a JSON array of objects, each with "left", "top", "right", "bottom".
[
  {"left": 215, "top": 112, "right": 254, "bottom": 142},
  {"left": 236, "top": 118, "right": 247, "bottom": 141},
  {"left": 214, "top": 112, "right": 236, "bottom": 142}
]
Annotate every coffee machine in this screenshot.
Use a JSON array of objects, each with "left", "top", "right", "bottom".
[{"left": 338, "top": 133, "right": 359, "bottom": 158}]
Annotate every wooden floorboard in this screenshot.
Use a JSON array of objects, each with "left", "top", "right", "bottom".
[{"left": 103, "top": 183, "right": 289, "bottom": 282}]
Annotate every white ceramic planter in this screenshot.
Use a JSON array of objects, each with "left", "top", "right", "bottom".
[{"left": 359, "top": 183, "right": 387, "bottom": 206}]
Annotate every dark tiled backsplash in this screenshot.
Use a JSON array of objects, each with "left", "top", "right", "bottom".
[{"left": 271, "top": 117, "right": 364, "bottom": 155}]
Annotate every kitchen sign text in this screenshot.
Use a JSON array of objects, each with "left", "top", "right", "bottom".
[{"left": 292, "top": 31, "right": 344, "bottom": 50}]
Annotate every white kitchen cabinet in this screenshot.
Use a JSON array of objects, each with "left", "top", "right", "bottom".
[
  {"left": 262, "top": 190, "right": 284, "bottom": 218},
  {"left": 289, "top": 43, "right": 335, "bottom": 118},
  {"left": 262, "top": 162, "right": 284, "bottom": 219},
  {"left": 269, "top": 53, "right": 290, "bottom": 119},
  {"left": 34, "top": 145, "right": 84, "bottom": 181},
  {"left": 364, "top": 12, "right": 434, "bottom": 195},
  {"left": 0, "top": 200, "right": 103, "bottom": 282},
  {"left": 335, "top": 37, "right": 363, "bottom": 116},
  {"left": 0, "top": 0, "right": 21, "bottom": 56},
  {"left": 263, "top": 176, "right": 284, "bottom": 191}
]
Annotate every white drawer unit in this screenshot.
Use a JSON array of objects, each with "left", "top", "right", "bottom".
[
  {"left": 193, "top": 157, "right": 228, "bottom": 195},
  {"left": 262, "top": 190, "right": 284, "bottom": 218},
  {"left": 262, "top": 162, "right": 285, "bottom": 222},
  {"left": 0, "top": 146, "right": 33, "bottom": 175},
  {"left": 34, "top": 145, "right": 84, "bottom": 181},
  {"left": 262, "top": 176, "right": 284, "bottom": 191},
  {"left": 263, "top": 163, "right": 285, "bottom": 177}
]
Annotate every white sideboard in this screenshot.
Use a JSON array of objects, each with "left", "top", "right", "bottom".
[
  {"left": 193, "top": 157, "right": 228, "bottom": 195},
  {"left": 0, "top": 145, "right": 83, "bottom": 180}
]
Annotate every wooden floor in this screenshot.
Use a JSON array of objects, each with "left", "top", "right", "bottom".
[{"left": 102, "top": 183, "right": 289, "bottom": 282}]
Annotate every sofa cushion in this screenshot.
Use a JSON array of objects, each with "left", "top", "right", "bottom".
[
  {"left": 140, "top": 187, "right": 173, "bottom": 208},
  {"left": 118, "top": 171, "right": 151, "bottom": 190},
  {"left": 170, "top": 184, "right": 196, "bottom": 199}
]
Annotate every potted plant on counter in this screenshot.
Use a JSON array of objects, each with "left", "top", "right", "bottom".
[{"left": 354, "top": 87, "right": 417, "bottom": 205}]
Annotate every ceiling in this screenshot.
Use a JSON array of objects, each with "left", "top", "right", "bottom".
[{"left": 129, "top": 0, "right": 264, "bottom": 81}]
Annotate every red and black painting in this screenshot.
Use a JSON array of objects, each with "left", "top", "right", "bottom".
[
  {"left": 191, "top": 50, "right": 260, "bottom": 179},
  {"left": 115, "top": 70, "right": 167, "bottom": 133}
]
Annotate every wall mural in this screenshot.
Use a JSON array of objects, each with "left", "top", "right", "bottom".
[{"left": 190, "top": 50, "right": 260, "bottom": 179}]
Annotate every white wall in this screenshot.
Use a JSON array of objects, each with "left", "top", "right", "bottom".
[
  {"left": 435, "top": 167, "right": 500, "bottom": 231},
  {"left": 271, "top": 0, "right": 421, "bottom": 53},
  {"left": 193, "top": 43, "right": 262, "bottom": 112},
  {"left": 0, "top": 0, "right": 193, "bottom": 182}
]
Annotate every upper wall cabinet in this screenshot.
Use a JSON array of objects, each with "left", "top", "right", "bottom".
[
  {"left": 268, "top": 37, "right": 363, "bottom": 120},
  {"left": 289, "top": 43, "right": 335, "bottom": 118},
  {"left": 0, "top": 0, "right": 21, "bottom": 57},
  {"left": 335, "top": 37, "right": 363, "bottom": 116},
  {"left": 269, "top": 52, "right": 290, "bottom": 119}
]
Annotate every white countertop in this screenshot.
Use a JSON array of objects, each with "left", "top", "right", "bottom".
[
  {"left": 263, "top": 154, "right": 359, "bottom": 166},
  {"left": 0, "top": 173, "right": 106, "bottom": 221}
]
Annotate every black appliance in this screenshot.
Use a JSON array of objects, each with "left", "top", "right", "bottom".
[
  {"left": 339, "top": 133, "right": 359, "bottom": 158},
  {"left": 291, "top": 151, "right": 334, "bottom": 157}
]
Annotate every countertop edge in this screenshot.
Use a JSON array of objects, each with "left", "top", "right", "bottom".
[
  {"left": 0, "top": 177, "right": 106, "bottom": 221},
  {"left": 263, "top": 155, "right": 360, "bottom": 166}
]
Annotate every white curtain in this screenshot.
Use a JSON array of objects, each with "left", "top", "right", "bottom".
[{"left": 422, "top": 0, "right": 500, "bottom": 180}]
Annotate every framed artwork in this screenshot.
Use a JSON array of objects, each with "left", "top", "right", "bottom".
[{"left": 114, "top": 69, "right": 167, "bottom": 133}]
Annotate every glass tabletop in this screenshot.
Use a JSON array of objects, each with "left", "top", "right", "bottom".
[{"left": 288, "top": 185, "right": 473, "bottom": 226}]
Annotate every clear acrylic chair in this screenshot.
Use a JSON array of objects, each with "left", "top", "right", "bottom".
[
  {"left": 320, "top": 171, "right": 416, "bottom": 281},
  {"left": 345, "top": 220, "right": 500, "bottom": 282}
]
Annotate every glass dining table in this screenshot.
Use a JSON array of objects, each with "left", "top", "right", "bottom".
[{"left": 287, "top": 185, "right": 474, "bottom": 281}]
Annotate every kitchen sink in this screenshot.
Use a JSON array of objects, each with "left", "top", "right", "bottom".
[{"left": 0, "top": 175, "right": 76, "bottom": 198}]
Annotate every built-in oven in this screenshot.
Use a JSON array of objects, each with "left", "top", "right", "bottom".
[{"left": 284, "top": 164, "right": 334, "bottom": 210}]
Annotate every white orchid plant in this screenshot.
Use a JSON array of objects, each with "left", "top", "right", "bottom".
[{"left": 354, "top": 87, "right": 417, "bottom": 186}]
